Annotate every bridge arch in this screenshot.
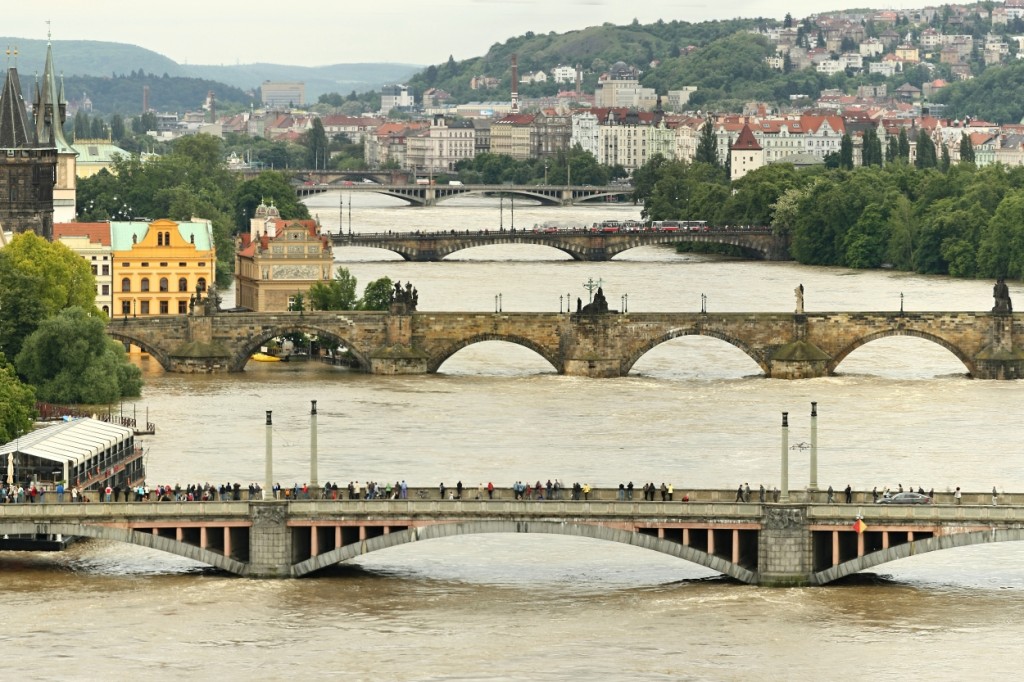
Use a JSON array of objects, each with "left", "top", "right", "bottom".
[
  {"left": 0, "top": 521, "right": 248, "bottom": 575},
  {"left": 604, "top": 234, "right": 773, "bottom": 261},
  {"left": 292, "top": 520, "right": 756, "bottom": 582},
  {"left": 233, "top": 323, "right": 372, "bottom": 372},
  {"left": 336, "top": 241, "right": 419, "bottom": 260},
  {"left": 435, "top": 237, "right": 586, "bottom": 261},
  {"left": 813, "top": 529, "right": 1024, "bottom": 585},
  {"left": 829, "top": 329, "right": 975, "bottom": 377},
  {"left": 428, "top": 334, "right": 561, "bottom": 373},
  {"left": 107, "top": 329, "right": 174, "bottom": 371},
  {"left": 623, "top": 328, "right": 769, "bottom": 376}
]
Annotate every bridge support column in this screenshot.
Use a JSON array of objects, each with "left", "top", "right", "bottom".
[
  {"left": 369, "top": 310, "right": 428, "bottom": 374},
  {"left": 973, "top": 315, "right": 1024, "bottom": 379},
  {"left": 247, "top": 502, "right": 292, "bottom": 578},
  {"left": 767, "top": 334, "right": 830, "bottom": 379},
  {"left": 168, "top": 316, "right": 232, "bottom": 373},
  {"left": 758, "top": 506, "right": 813, "bottom": 586}
]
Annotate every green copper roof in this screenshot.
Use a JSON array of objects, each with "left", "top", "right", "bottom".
[{"left": 110, "top": 220, "right": 214, "bottom": 252}]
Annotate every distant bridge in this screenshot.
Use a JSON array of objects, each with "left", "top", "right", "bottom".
[
  {"left": 4, "top": 494, "right": 1024, "bottom": 585},
  {"left": 332, "top": 226, "right": 785, "bottom": 261},
  {"left": 297, "top": 181, "right": 633, "bottom": 205},
  {"left": 107, "top": 308, "right": 1024, "bottom": 379}
]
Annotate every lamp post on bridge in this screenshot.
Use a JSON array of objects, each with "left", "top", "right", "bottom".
[
  {"left": 560, "top": 295, "right": 563, "bottom": 313},
  {"left": 780, "top": 412, "right": 790, "bottom": 502},
  {"left": 809, "top": 401, "right": 819, "bottom": 491},
  {"left": 264, "top": 410, "right": 274, "bottom": 501},
  {"left": 700, "top": 293, "right": 707, "bottom": 314},
  {"left": 310, "top": 401, "right": 318, "bottom": 498}
]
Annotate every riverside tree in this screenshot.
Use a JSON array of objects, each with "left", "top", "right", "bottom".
[
  {"left": 15, "top": 308, "right": 142, "bottom": 405},
  {"left": 0, "top": 353, "right": 35, "bottom": 442},
  {"left": 0, "top": 232, "right": 96, "bottom": 359}
]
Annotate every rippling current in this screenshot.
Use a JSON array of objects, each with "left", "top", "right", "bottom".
[{"left": 4, "top": 193, "right": 1023, "bottom": 679}]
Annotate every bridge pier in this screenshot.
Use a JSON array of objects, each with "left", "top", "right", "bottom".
[
  {"left": 757, "top": 505, "right": 814, "bottom": 586},
  {"left": 246, "top": 501, "right": 293, "bottom": 578},
  {"left": 972, "top": 314, "right": 1024, "bottom": 379},
  {"left": 370, "top": 308, "right": 429, "bottom": 374}
]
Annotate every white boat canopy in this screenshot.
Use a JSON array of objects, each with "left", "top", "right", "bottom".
[{"left": 0, "top": 418, "right": 134, "bottom": 469}]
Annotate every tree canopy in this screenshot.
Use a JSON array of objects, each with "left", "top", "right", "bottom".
[
  {"left": 0, "top": 353, "right": 35, "bottom": 443},
  {"left": 15, "top": 307, "right": 142, "bottom": 405},
  {"left": 0, "top": 232, "right": 96, "bottom": 360}
]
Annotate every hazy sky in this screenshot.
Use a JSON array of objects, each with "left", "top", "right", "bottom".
[{"left": 11, "top": 1, "right": 896, "bottom": 67}]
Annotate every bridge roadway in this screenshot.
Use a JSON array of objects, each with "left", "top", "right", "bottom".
[
  {"left": 3, "top": 490, "right": 1023, "bottom": 585},
  {"left": 332, "top": 226, "right": 785, "bottom": 261},
  {"left": 109, "top": 308, "right": 1024, "bottom": 379},
  {"left": 297, "top": 181, "right": 632, "bottom": 205}
]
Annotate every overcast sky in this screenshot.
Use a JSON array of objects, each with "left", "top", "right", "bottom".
[{"left": 10, "top": 1, "right": 899, "bottom": 67}]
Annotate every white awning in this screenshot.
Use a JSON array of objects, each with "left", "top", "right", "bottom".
[{"left": 0, "top": 418, "right": 133, "bottom": 467}]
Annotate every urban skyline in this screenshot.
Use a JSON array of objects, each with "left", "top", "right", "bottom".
[{"left": 10, "top": 0, "right": 892, "bottom": 69}]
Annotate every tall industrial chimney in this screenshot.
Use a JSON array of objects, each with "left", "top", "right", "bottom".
[
  {"left": 142, "top": 84, "right": 150, "bottom": 113},
  {"left": 511, "top": 54, "right": 519, "bottom": 113}
]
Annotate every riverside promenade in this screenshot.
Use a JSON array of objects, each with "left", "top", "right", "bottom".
[{"left": 1, "top": 488, "right": 1022, "bottom": 586}]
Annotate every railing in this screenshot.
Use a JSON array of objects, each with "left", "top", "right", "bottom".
[
  {"left": 335, "top": 225, "right": 773, "bottom": 240},
  {"left": 35, "top": 402, "right": 156, "bottom": 434}
]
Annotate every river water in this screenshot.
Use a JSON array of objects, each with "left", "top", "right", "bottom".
[{"left": 5, "top": 192, "right": 1023, "bottom": 679}]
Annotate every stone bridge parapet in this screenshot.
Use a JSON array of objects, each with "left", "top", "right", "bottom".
[{"left": 108, "top": 309, "right": 1024, "bottom": 379}]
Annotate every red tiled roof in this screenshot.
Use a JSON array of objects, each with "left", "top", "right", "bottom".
[
  {"left": 732, "top": 123, "right": 762, "bottom": 151},
  {"left": 53, "top": 222, "right": 111, "bottom": 246}
]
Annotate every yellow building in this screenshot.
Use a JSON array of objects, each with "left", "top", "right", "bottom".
[{"left": 111, "top": 218, "right": 216, "bottom": 318}]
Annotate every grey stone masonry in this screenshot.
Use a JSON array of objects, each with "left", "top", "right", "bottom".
[
  {"left": 247, "top": 501, "right": 292, "bottom": 577},
  {"left": 758, "top": 505, "right": 813, "bottom": 586}
]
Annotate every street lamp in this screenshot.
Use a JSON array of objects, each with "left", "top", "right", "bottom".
[
  {"left": 560, "top": 295, "right": 563, "bottom": 313},
  {"left": 700, "top": 293, "right": 707, "bottom": 314}
]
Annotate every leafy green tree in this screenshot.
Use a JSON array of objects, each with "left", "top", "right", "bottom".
[
  {"left": 0, "top": 353, "right": 35, "bottom": 443},
  {"left": 73, "top": 109, "right": 90, "bottom": 141},
  {"left": 110, "top": 113, "right": 126, "bottom": 141},
  {"left": 308, "top": 268, "right": 358, "bottom": 310},
  {"left": 915, "top": 130, "right": 937, "bottom": 169},
  {"left": 0, "top": 233, "right": 96, "bottom": 359},
  {"left": 305, "top": 118, "right": 329, "bottom": 169},
  {"left": 977, "top": 189, "right": 1024, "bottom": 278},
  {"left": 235, "top": 171, "right": 311, "bottom": 230},
  {"left": 959, "top": 132, "right": 976, "bottom": 164},
  {"left": 289, "top": 292, "right": 306, "bottom": 312},
  {"left": 940, "top": 143, "right": 951, "bottom": 172},
  {"left": 839, "top": 134, "right": 854, "bottom": 170},
  {"left": 898, "top": 128, "right": 910, "bottom": 162},
  {"left": 843, "top": 203, "right": 888, "bottom": 268},
  {"left": 862, "top": 128, "right": 883, "bottom": 167},
  {"left": 359, "top": 277, "right": 395, "bottom": 310},
  {"left": 695, "top": 116, "right": 718, "bottom": 166},
  {"left": 15, "top": 308, "right": 141, "bottom": 404},
  {"left": 631, "top": 153, "right": 668, "bottom": 208},
  {"left": 885, "top": 135, "right": 899, "bottom": 163}
]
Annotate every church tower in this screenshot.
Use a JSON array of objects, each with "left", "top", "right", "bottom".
[
  {"left": 35, "top": 39, "right": 76, "bottom": 223},
  {"left": 0, "top": 49, "right": 57, "bottom": 239}
]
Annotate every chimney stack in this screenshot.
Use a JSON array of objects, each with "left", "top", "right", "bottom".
[{"left": 511, "top": 53, "right": 519, "bottom": 113}]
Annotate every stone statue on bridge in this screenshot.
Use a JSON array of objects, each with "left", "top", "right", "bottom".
[
  {"left": 391, "top": 280, "right": 418, "bottom": 312},
  {"left": 579, "top": 287, "right": 610, "bottom": 314},
  {"left": 993, "top": 278, "right": 1013, "bottom": 313},
  {"left": 795, "top": 283, "right": 804, "bottom": 314}
]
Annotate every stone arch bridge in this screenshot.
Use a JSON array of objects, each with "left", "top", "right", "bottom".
[
  {"left": 108, "top": 309, "right": 1024, "bottom": 379},
  {"left": 2, "top": 498, "right": 1023, "bottom": 585},
  {"left": 332, "top": 227, "right": 786, "bottom": 261}
]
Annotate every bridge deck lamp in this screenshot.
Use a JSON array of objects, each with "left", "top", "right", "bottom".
[
  {"left": 310, "top": 401, "right": 318, "bottom": 496},
  {"left": 264, "top": 410, "right": 273, "bottom": 501},
  {"left": 560, "top": 295, "right": 563, "bottom": 313},
  {"left": 780, "top": 412, "right": 789, "bottom": 502},
  {"left": 809, "top": 402, "right": 818, "bottom": 491}
]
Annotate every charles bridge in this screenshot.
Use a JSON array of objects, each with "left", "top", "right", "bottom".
[
  {"left": 2, "top": 492, "right": 1023, "bottom": 585},
  {"left": 107, "top": 305, "right": 1024, "bottom": 379},
  {"left": 332, "top": 226, "right": 786, "bottom": 261}
]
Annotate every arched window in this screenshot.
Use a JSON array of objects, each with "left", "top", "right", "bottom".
[
  {"left": 197, "top": 278, "right": 207, "bottom": 292},
  {"left": 121, "top": 278, "right": 131, "bottom": 292},
  {"left": 178, "top": 277, "right": 188, "bottom": 292},
  {"left": 157, "top": 233, "right": 164, "bottom": 246},
  {"left": 140, "top": 278, "right": 150, "bottom": 292},
  {"left": 159, "top": 277, "right": 169, "bottom": 292}
]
